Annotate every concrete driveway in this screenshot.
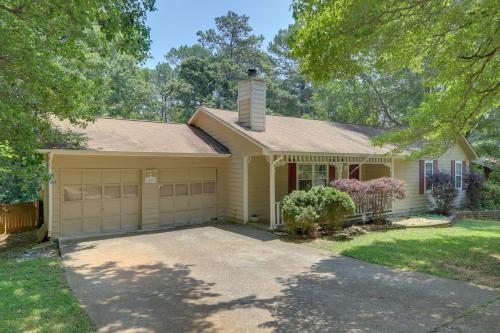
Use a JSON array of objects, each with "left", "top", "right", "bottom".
[{"left": 59, "top": 223, "right": 500, "bottom": 333}]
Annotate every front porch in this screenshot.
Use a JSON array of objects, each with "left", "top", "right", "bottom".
[{"left": 244, "top": 153, "right": 394, "bottom": 229}]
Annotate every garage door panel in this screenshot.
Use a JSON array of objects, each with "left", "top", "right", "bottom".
[
  {"left": 174, "top": 197, "right": 189, "bottom": 211},
  {"left": 159, "top": 198, "right": 174, "bottom": 212},
  {"left": 160, "top": 212, "right": 175, "bottom": 225},
  {"left": 102, "top": 170, "right": 121, "bottom": 184},
  {"left": 83, "top": 218, "right": 101, "bottom": 234},
  {"left": 121, "top": 214, "right": 139, "bottom": 230},
  {"left": 62, "top": 218, "right": 82, "bottom": 236},
  {"left": 62, "top": 202, "right": 82, "bottom": 219},
  {"left": 102, "top": 216, "right": 121, "bottom": 232},
  {"left": 121, "top": 170, "right": 139, "bottom": 183},
  {"left": 190, "top": 196, "right": 203, "bottom": 210},
  {"left": 83, "top": 202, "right": 101, "bottom": 218},
  {"left": 102, "top": 200, "right": 121, "bottom": 216},
  {"left": 83, "top": 170, "right": 101, "bottom": 184},
  {"left": 189, "top": 210, "right": 203, "bottom": 223},
  {"left": 61, "top": 170, "right": 82, "bottom": 184},
  {"left": 122, "top": 199, "right": 139, "bottom": 214},
  {"left": 174, "top": 211, "right": 189, "bottom": 224}
]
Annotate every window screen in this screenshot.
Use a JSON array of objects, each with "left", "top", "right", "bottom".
[
  {"left": 123, "top": 184, "right": 138, "bottom": 197},
  {"left": 104, "top": 185, "right": 121, "bottom": 199},
  {"left": 64, "top": 186, "right": 82, "bottom": 201},
  {"left": 160, "top": 184, "right": 173, "bottom": 197},
  {"left": 175, "top": 183, "right": 188, "bottom": 196},
  {"left": 190, "top": 183, "right": 202, "bottom": 195},
  {"left": 203, "top": 182, "right": 216, "bottom": 193},
  {"left": 84, "top": 185, "right": 101, "bottom": 200}
]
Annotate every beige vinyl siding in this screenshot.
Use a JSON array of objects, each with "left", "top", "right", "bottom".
[
  {"left": 393, "top": 143, "right": 471, "bottom": 214},
  {"left": 360, "top": 164, "right": 390, "bottom": 180},
  {"left": 190, "top": 111, "right": 263, "bottom": 222},
  {"left": 248, "top": 156, "right": 270, "bottom": 221},
  {"left": 49, "top": 155, "right": 228, "bottom": 237}
]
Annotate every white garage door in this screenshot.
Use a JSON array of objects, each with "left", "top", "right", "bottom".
[
  {"left": 159, "top": 168, "right": 217, "bottom": 226},
  {"left": 60, "top": 169, "right": 140, "bottom": 237}
]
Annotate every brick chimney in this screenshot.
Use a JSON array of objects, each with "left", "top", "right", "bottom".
[{"left": 238, "top": 69, "right": 266, "bottom": 132}]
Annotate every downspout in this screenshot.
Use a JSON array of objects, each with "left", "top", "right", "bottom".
[{"left": 47, "top": 152, "right": 53, "bottom": 238}]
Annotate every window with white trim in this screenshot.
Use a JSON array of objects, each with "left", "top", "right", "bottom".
[
  {"left": 425, "top": 160, "right": 433, "bottom": 192},
  {"left": 455, "top": 161, "right": 462, "bottom": 189},
  {"left": 297, "top": 164, "right": 328, "bottom": 191}
]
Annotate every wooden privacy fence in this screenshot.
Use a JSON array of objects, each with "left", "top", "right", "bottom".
[{"left": 0, "top": 201, "right": 39, "bottom": 234}]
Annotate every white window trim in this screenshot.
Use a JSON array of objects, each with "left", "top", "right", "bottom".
[
  {"left": 455, "top": 161, "right": 463, "bottom": 190},
  {"left": 424, "top": 160, "right": 434, "bottom": 193},
  {"left": 296, "top": 163, "right": 329, "bottom": 190}
]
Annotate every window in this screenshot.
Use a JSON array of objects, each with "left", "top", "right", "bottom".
[
  {"left": 425, "top": 161, "right": 433, "bottom": 192},
  {"left": 297, "top": 164, "right": 328, "bottom": 191},
  {"left": 190, "top": 183, "right": 202, "bottom": 195},
  {"left": 160, "top": 184, "right": 173, "bottom": 197},
  {"left": 203, "top": 182, "right": 216, "bottom": 193},
  {"left": 455, "top": 161, "right": 462, "bottom": 189},
  {"left": 64, "top": 186, "right": 82, "bottom": 201},
  {"left": 123, "top": 184, "right": 138, "bottom": 198},
  {"left": 175, "top": 183, "right": 188, "bottom": 196},
  {"left": 84, "top": 185, "right": 101, "bottom": 200},
  {"left": 104, "top": 185, "right": 121, "bottom": 199}
]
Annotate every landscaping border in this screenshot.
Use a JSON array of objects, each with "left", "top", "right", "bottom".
[{"left": 451, "top": 210, "right": 500, "bottom": 223}]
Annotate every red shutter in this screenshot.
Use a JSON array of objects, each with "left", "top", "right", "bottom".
[
  {"left": 288, "top": 163, "right": 296, "bottom": 193},
  {"left": 328, "top": 164, "right": 336, "bottom": 185},
  {"left": 451, "top": 160, "right": 455, "bottom": 180},
  {"left": 419, "top": 160, "right": 424, "bottom": 194},
  {"left": 462, "top": 160, "right": 467, "bottom": 190},
  {"left": 433, "top": 160, "right": 439, "bottom": 173}
]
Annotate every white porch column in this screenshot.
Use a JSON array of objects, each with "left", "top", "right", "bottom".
[
  {"left": 269, "top": 155, "right": 284, "bottom": 229},
  {"left": 243, "top": 155, "right": 250, "bottom": 223},
  {"left": 269, "top": 155, "right": 276, "bottom": 229}
]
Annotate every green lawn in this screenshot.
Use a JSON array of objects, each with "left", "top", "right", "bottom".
[
  {"left": 311, "top": 219, "right": 500, "bottom": 288},
  {"left": 0, "top": 233, "right": 94, "bottom": 333}
]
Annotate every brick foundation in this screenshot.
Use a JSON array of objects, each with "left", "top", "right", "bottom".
[{"left": 452, "top": 210, "right": 500, "bottom": 221}]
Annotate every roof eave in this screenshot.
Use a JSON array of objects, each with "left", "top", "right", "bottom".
[{"left": 37, "top": 149, "right": 231, "bottom": 158}]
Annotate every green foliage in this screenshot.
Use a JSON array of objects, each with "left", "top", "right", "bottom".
[
  {"left": 0, "top": 0, "right": 155, "bottom": 203},
  {"left": 481, "top": 181, "right": 500, "bottom": 209},
  {"left": 315, "top": 219, "right": 500, "bottom": 288},
  {"left": 291, "top": 0, "right": 499, "bottom": 157},
  {"left": 282, "top": 186, "right": 355, "bottom": 237},
  {"left": 314, "top": 187, "right": 356, "bottom": 232}
]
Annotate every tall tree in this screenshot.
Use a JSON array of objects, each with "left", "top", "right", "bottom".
[
  {"left": 291, "top": 0, "right": 499, "bottom": 157},
  {"left": 0, "top": 0, "right": 155, "bottom": 203}
]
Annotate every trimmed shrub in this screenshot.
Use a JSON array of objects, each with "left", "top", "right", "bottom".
[
  {"left": 281, "top": 186, "right": 355, "bottom": 237},
  {"left": 315, "top": 186, "right": 355, "bottom": 231},
  {"left": 430, "top": 172, "right": 458, "bottom": 215},
  {"left": 464, "top": 171, "right": 485, "bottom": 210},
  {"left": 482, "top": 181, "right": 500, "bottom": 209},
  {"left": 331, "top": 177, "right": 406, "bottom": 223}
]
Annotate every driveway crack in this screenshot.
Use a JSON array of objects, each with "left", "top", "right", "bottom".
[{"left": 429, "top": 295, "right": 500, "bottom": 332}]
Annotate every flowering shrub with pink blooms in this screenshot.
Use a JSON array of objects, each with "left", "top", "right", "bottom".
[{"left": 331, "top": 177, "right": 406, "bottom": 223}]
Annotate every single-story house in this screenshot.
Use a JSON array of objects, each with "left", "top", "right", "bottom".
[{"left": 40, "top": 70, "right": 478, "bottom": 239}]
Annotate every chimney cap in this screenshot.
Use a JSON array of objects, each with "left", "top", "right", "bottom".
[{"left": 247, "top": 68, "right": 258, "bottom": 78}]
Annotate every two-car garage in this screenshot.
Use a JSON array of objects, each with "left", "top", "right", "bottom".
[{"left": 59, "top": 167, "right": 218, "bottom": 237}]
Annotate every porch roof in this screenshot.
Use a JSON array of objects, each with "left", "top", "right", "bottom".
[{"left": 196, "top": 107, "right": 397, "bottom": 155}]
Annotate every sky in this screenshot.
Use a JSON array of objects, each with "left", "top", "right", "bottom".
[{"left": 144, "top": 0, "right": 294, "bottom": 68}]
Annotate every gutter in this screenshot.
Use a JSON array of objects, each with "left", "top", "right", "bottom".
[{"left": 37, "top": 149, "right": 231, "bottom": 158}]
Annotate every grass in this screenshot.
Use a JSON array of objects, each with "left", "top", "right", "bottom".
[
  {"left": 0, "top": 232, "right": 94, "bottom": 333},
  {"left": 310, "top": 219, "right": 500, "bottom": 288}
]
